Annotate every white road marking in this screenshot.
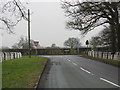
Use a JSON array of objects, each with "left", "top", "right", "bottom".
[
  {"left": 80, "top": 67, "right": 94, "bottom": 75},
  {"left": 72, "top": 63, "right": 77, "bottom": 66},
  {"left": 65, "top": 58, "right": 119, "bottom": 88},
  {"left": 100, "top": 78, "right": 120, "bottom": 88}
]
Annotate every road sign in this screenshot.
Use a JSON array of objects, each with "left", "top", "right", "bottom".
[
  {"left": 86, "top": 40, "right": 89, "bottom": 46},
  {"left": 33, "top": 41, "right": 39, "bottom": 47}
]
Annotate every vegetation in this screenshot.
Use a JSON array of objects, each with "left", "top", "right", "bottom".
[
  {"left": 64, "top": 37, "right": 81, "bottom": 48},
  {"left": 90, "top": 36, "right": 101, "bottom": 49},
  {"left": 51, "top": 43, "right": 59, "bottom": 48},
  {"left": 2, "top": 56, "right": 48, "bottom": 88},
  {"left": 12, "top": 36, "right": 35, "bottom": 49},
  {"left": 0, "top": 0, "right": 28, "bottom": 33},
  {"left": 61, "top": 1, "right": 120, "bottom": 52},
  {"left": 90, "top": 26, "right": 113, "bottom": 51}
]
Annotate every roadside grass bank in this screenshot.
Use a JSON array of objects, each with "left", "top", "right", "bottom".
[
  {"left": 2, "top": 56, "right": 48, "bottom": 88},
  {"left": 80, "top": 54, "right": 120, "bottom": 67}
]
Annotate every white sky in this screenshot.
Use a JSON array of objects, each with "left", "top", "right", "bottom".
[{"left": 1, "top": 1, "right": 103, "bottom": 48}]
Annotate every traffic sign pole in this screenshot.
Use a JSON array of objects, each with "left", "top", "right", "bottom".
[{"left": 33, "top": 41, "right": 39, "bottom": 56}]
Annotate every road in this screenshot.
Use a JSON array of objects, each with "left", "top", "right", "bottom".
[{"left": 37, "top": 55, "right": 120, "bottom": 88}]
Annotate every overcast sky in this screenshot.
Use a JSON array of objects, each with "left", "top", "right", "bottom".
[{"left": 1, "top": 0, "right": 103, "bottom": 48}]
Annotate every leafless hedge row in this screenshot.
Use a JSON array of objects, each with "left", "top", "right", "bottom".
[{"left": 0, "top": 52, "right": 22, "bottom": 62}]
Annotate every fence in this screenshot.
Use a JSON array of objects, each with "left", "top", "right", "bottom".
[
  {"left": 87, "top": 51, "right": 120, "bottom": 60},
  {"left": 0, "top": 52, "right": 22, "bottom": 62}
]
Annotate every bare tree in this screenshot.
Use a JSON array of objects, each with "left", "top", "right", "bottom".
[
  {"left": 90, "top": 26, "right": 115, "bottom": 50},
  {"left": 90, "top": 36, "right": 101, "bottom": 49},
  {"left": 51, "top": 44, "right": 57, "bottom": 48},
  {"left": 64, "top": 37, "right": 81, "bottom": 48},
  {"left": 12, "top": 36, "right": 35, "bottom": 49},
  {"left": 0, "top": 0, "right": 28, "bottom": 33},
  {"left": 99, "top": 26, "right": 113, "bottom": 47},
  {"left": 61, "top": 0, "right": 120, "bottom": 52}
]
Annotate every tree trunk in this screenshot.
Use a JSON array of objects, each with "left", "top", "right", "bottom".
[
  {"left": 110, "top": 25, "right": 116, "bottom": 53},
  {"left": 112, "top": 2, "right": 120, "bottom": 52},
  {"left": 116, "top": 24, "right": 120, "bottom": 52},
  {"left": 115, "top": 13, "right": 120, "bottom": 52}
]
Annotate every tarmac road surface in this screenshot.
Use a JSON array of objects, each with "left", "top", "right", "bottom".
[{"left": 37, "top": 55, "right": 120, "bottom": 88}]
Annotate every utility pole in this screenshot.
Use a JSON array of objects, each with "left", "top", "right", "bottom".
[{"left": 28, "top": 9, "right": 31, "bottom": 58}]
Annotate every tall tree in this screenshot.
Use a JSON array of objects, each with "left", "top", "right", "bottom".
[
  {"left": 12, "top": 36, "right": 35, "bottom": 49},
  {"left": 0, "top": 0, "right": 28, "bottom": 33},
  {"left": 64, "top": 37, "right": 81, "bottom": 48},
  {"left": 61, "top": 1, "right": 120, "bottom": 52},
  {"left": 99, "top": 26, "right": 113, "bottom": 47},
  {"left": 51, "top": 43, "right": 59, "bottom": 48},
  {"left": 90, "top": 26, "right": 115, "bottom": 50},
  {"left": 51, "top": 44, "right": 57, "bottom": 48},
  {"left": 90, "top": 36, "right": 101, "bottom": 49}
]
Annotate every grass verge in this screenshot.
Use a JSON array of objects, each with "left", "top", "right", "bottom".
[
  {"left": 2, "top": 56, "right": 48, "bottom": 88},
  {"left": 81, "top": 54, "right": 120, "bottom": 67}
]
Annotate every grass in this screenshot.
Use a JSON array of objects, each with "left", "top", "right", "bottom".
[
  {"left": 81, "top": 53, "right": 120, "bottom": 67},
  {"left": 2, "top": 56, "right": 48, "bottom": 88}
]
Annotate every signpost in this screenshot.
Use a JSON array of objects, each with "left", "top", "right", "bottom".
[
  {"left": 86, "top": 40, "right": 89, "bottom": 47},
  {"left": 33, "top": 41, "right": 39, "bottom": 55},
  {"left": 85, "top": 40, "right": 89, "bottom": 54}
]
